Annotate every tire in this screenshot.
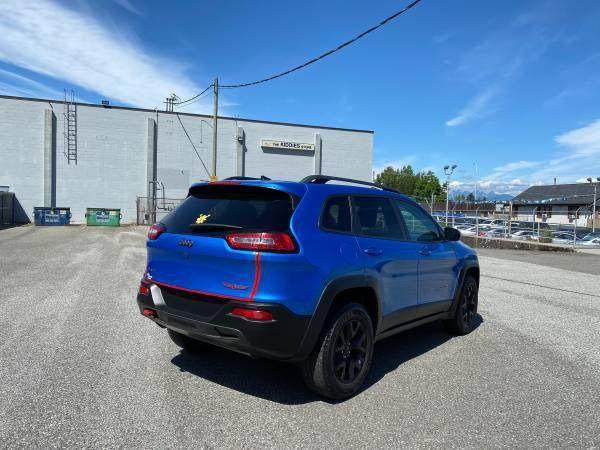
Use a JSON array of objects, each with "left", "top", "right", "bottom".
[
  {"left": 445, "top": 275, "right": 479, "bottom": 335},
  {"left": 167, "top": 329, "right": 210, "bottom": 353},
  {"left": 301, "top": 303, "right": 374, "bottom": 400}
]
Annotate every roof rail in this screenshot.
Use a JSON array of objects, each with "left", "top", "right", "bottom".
[
  {"left": 300, "top": 175, "right": 401, "bottom": 194},
  {"left": 223, "top": 176, "right": 271, "bottom": 181}
]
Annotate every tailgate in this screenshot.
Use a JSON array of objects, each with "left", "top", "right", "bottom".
[{"left": 145, "top": 183, "right": 296, "bottom": 301}]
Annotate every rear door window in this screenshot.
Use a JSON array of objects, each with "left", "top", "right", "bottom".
[
  {"left": 321, "top": 196, "right": 351, "bottom": 232},
  {"left": 352, "top": 196, "right": 404, "bottom": 239},
  {"left": 161, "top": 185, "right": 293, "bottom": 235}
]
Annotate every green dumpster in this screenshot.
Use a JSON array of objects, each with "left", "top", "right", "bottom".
[{"left": 85, "top": 208, "right": 121, "bottom": 226}]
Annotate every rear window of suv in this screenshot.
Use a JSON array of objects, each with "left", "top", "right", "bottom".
[{"left": 161, "top": 184, "right": 294, "bottom": 235}]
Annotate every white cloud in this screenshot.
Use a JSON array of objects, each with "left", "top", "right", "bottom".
[
  {"left": 555, "top": 118, "right": 600, "bottom": 156},
  {"left": 524, "top": 119, "right": 600, "bottom": 182},
  {"left": 0, "top": 67, "right": 62, "bottom": 98},
  {"left": 446, "top": 86, "right": 498, "bottom": 127},
  {"left": 110, "top": 0, "right": 143, "bottom": 16},
  {"left": 373, "top": 156, "right": 418, "bottom": 175},
  {"left": 446, "top": 3, "right": 563, "bottom": 127},
  {"left": 491, "top": 160, "right": 542, "bottom": 173},
  {"left": 0, "top": 0, "right": 209, "bottom": 111},
  {"left": 450, "top": 178, "right": 529, "bottom": 196},
  {"left": 472, "top": 118, "right": 600, "bottom": 191}
]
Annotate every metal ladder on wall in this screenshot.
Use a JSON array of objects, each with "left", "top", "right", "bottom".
[{"left": 63, "top": 90, "right": 78, "bottom": 164}]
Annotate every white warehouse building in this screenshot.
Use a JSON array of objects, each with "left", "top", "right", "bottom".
[{"left": 0, "top": 95, "right": 373, "bottom": 224}]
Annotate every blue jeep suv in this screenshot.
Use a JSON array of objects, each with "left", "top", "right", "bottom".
[{"left": 137, "top": 175, "right": 479, "bottom": 399}]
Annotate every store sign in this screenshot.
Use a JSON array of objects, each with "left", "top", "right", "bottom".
[{"left": 261, "top": 139, "right": 315, "bottom": 152}]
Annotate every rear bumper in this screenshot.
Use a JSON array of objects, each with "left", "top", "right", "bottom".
[{"left": 137, "top": 284, "right": 311, "bottom": 361}]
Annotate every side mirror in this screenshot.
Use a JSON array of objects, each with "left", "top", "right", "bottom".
[{"left": 444, "top": 227, "right": 461, "bottom": 241}]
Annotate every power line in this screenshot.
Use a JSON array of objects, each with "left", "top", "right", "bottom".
[
  {"left": 174, "top": 83, "right": 213, "bottom": 107},
  {"left": 174, "top": 87, "right": 213, "bottom": 110},
  {"left": 170, "top": 0, "right": 422, "bottom": 106},
  {"left": 175, "top": 113, "right": 211, "bottom": 177},
  {"left": 221, "top": 0, "right": 423, "bottom": 89}
]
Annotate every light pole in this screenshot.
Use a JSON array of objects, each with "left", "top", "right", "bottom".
[
  {"left": 444, "top": 164, "right": 457, "bottom": 226},
  {"left": 573, "top": 205, "right": 587, "bottom": 248},
  {"left": 587, "top": 177, "right": 599, "bottom": 234},
  {"left": 532, "top": 206, "right": 539, "bottom": 237},
  {"left": 473, "top": 161, "right": 478, "bottom": 205}
]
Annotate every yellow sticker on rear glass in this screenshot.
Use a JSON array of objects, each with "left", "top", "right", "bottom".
[{"left": 196, "top": 213, "right": 210, "bottom": 224}]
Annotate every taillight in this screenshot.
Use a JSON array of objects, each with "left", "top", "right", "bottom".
[
  {"left": 139, "top": 282, "right": 150, "bottom": 296},
  {"left": 230, "top": 307, "right": 274, "bottom": 322},
  {"left": 148, "top": 223, "right": 166, "bottom": 240},
  {"left": 226, "top": 231, "right": 295, "bottom": 252},
  {"left": 142, "top": 308, "right": 158, "bottom": 318}
]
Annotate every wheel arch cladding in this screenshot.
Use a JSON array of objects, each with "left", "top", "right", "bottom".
[
  {"left": 449, "top": 261, "right": 480, "bottom": 315},
  {"left": 294, "top": 275, "right": 382, "bottom": 361},
  {"left": 329, "top": 287, "right": 379, "bottom": 332}
]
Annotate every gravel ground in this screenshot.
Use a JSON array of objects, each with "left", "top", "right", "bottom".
[{"left": 0, "top": 225, "right": 599, "bottom": 448}]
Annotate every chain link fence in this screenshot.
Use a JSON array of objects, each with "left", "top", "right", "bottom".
[
  {"left": 136, "top": 196, "right": 184, "bottom": 225},
  {"left": 431, "top": 208, "right": 600, "bottom": 249}
]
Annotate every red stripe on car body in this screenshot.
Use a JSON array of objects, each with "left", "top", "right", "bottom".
[{"left": 249, "top": 252, "right": 262, "bottom": 300}]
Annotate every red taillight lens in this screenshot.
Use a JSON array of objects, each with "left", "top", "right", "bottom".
[
  {"left": 148, "top": 223, "right": 166, "bottom": 240},
  {"left": 226, "top": 232, "right": 295, "bottom": 252},
  {"left": 230, "top": 307, "right": 274, "bottom": 322},
  {"left": 142, "top": 308, "right": 157, "bottom": 318},
  {"left": 139, "top": 283, "right": 150, "bottom": 296}
]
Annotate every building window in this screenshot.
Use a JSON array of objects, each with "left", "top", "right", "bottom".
[
  {"left": 568, "top": 205, "right": 581, "bottom": 219},
  {"left": 536, "top": 205, "right": 552, "bottom": 218}
]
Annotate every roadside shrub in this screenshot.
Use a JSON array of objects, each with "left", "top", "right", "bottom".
[{"left": 539, "top": 228, "right": 553, "bottom": 243}]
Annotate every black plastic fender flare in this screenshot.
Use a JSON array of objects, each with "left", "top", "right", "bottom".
[
  {"left": 291, "top": 274, "right": 382, "bottom": 361},
  {"left": 448, "top": 257, "right": 480, "bottom": 317}
]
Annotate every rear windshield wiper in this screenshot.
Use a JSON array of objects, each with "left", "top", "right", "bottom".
[{"left": 188, "top": 223, "right": 242, "bottom": 232}]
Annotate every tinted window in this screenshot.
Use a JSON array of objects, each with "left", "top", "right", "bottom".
[
  {"left": 353, "top": 196, "right": 404, "bottom": 239},
  {"left": 394, "top": 200, "right": 441, "bottom": 242},
  {"left": 162, "top": 185, "right": 293, "bottom": 235},
  {"left": 321, "top": 196, "right": 351, "bottom": 232}
]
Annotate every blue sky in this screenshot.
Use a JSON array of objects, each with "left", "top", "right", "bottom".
[{"left": 1, "top": 0, "right": 599, "bottom": 194}]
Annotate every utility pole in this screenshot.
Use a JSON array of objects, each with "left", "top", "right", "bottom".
[
  {"left": 430, "top": 191, "right": 435, "bottom": 213},
  {"left": 211, "top": 78, "right": 219, "bottom": 180},
  {"left": 443, "top": 164, "right": 457, "bottom": 226},
  {"left": 473, "top": 161, "right": 478, "bottom": 205},
  {"left": 164, "top": 93, "right": 179, "bottom": 112},
  {"left": 588, "top": 177, "right": 599, "bottom": 233}
]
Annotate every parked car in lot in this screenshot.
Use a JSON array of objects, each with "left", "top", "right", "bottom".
[
  {"left": 510, "top": 230, "right": 539, "bottom": 240},
  {"left": 455, "top": 224, "right": 473, "bottom": 232},
  {"left": 482, "top": 227, "right": 510, "bottom": 239},
  {"left": 458, "top": 226, "right": 477, "bottom": 236},
  {"left": 551, "top": 231, "right": 575, "bottom": 245},
  {"left": 580, "top": 233, "right": 600, "bottom": 246},
  {"left": 137, "top": 175, "right": 480, "bottom": 399},
  {"left": 459, "top": 225, "right": 491, "bottom": 236}
]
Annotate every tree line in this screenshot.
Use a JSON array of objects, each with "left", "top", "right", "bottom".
[{"left": 375, "top": 165, "right": 446, "bottom": 203}]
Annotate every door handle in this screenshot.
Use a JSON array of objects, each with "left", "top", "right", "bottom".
[{"left": 363, "top": 247, "right": 383, "bottom": 256}]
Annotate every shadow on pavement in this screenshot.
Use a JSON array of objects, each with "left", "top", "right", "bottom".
[{"left": 170, "top": 315, "right": 483, "bottom": 405}]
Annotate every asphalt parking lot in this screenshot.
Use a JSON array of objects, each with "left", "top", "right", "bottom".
[{"left": 1, "top": 226, "right": 599, "bottom": 448}]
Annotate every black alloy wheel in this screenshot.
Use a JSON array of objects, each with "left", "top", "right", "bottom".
[
  {"left": 301, "top": 303, "right": 374, "bottom": 400},
  {"left": 445, "top": 275, "right": 479, "bottom": 335},
  {"left": 333, "top": 319, "right": 368, "bottom": 384}
]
